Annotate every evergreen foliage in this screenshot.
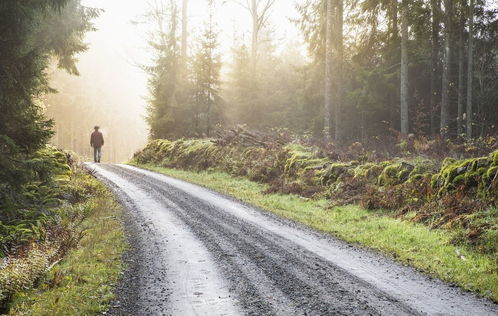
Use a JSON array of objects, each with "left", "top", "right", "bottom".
[
  {"left": 188, "top": 0, "right": 223, "bottom": 136},
  {"left": 0, "top": 0, "right": 98, "bottom": 203},
  {"left": 143, "top": 1, "right": 497, "bottom": 143},
  {"left": 145, "top": 0, "right": 224, "bottom": 139}
]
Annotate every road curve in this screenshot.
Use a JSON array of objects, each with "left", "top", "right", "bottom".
[{"left": 88, "top": 163, "right": 498, "bottom": 316}]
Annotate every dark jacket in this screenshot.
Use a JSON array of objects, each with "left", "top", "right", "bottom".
[{"left": 90, "top": 131, "right": 104, "bottom": 148}]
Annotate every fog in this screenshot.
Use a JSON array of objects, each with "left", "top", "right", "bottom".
[
  {"left": 47, "top": 0, "right": 303, "bottom": 162},
  {"left": 46, "top": 0, "right": 498, "bottom": 160}
]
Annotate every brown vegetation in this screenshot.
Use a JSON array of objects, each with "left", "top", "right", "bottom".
[{"left": 133, "top": 129, "right": 498, "bottom": 257}]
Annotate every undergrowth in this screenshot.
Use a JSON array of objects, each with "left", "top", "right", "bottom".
[
  {"left": 133, "top": 164, "right": 498, "bottom": 302},
  {"left": 133, "top": 138, "right": 498, "bottom": 258},
  {"left": 132, "top": 137, "right": 498, "bottom": 300},
  {"left": 0, "top": 146, "right": 126, "bottom": 314},
  {"left": 6, "top": 177, "right": 125, "bottom": 315}
]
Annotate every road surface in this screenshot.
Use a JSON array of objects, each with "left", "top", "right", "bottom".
[{"left": 88, "top": 163, "right": 498, "bottom": 316}]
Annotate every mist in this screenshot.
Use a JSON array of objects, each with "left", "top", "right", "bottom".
[
  {"left": 3, "top": 0, "right": 498, "bottom": 313},
  {"left": 45, "top": 1, "right": 151, "bottom": 162},
  {"left": 46, "top": 0, "right": 302, "bottom": 162},
  {"left": 45, "top": 0, "right": 498, "bottom": 159}
]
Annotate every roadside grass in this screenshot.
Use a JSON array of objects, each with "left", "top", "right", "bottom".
[
  {"left": 133, "top": 163, "right": 498, "bottom": 302},
  {"left": 6, "top": 175, "right": 126, "bottom": 316}
]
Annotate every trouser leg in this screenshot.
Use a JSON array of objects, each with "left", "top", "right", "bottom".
[
  {"left": 97, "top": 147, "right": 102, "bottom": 163},
  {"left": 94, "top": 147, "right": 98, "bottom": 162}
]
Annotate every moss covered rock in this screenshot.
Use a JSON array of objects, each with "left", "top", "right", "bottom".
[
  {"left": 432, "top": 151, "right": 498, "bottom": 197},
  {"left": 377, "top": 161, "right": 413, "bottom": 186},
  {"left": 321, "top": 163, "right": 353, "bottom": 186}
]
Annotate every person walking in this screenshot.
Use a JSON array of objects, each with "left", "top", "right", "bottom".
[{"left": 90, "top": 126, "right": 104, "bottom": 163}]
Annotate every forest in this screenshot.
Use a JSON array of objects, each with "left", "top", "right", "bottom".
[
  {"left": 1, "top": 0, "right": 498, "bottom": 314},
  {"left": 144, "top": 0, "right": 498, "bottom": 144}
]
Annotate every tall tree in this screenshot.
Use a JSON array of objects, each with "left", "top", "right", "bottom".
[
  {"left": 457, "top": 6, "right": 466, "bottom": 136},
  {"left": 430, "top": 0, "right": 441, "bottom": 136},
  {"left": 466, "top": 0, "right": 474, "bottom": 139},
  {"left": 292, "top": 0, "right": 498, "bottom": 143},
  {"left": 190, "top": 0, "right": 223, "bottom": 136},
  {"left": 181, "top": 0, "right": 189, "bottom": 60},
  {"left": 440, "top": 0, "right": 454, "bottom": 136},
  {"left": 145, "top": 0, "right": 182, "bottom": 139},
  {"left": 324, "top": 0, "right": 334, "bottom": 141},
  {"left": 400, "top": 0, "right": 409, "bottom": 135},
  {"left": 0, "top": 0, "right": 98, "bottom": 192},
  {"left": 334, "top": 0, "right": 344, "bottom": 143},
  {"left": 235, "top": 0, "right": 276, "bottom": 69}
]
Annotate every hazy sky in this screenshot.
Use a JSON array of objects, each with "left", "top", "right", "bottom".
[{"left": 73, "top": 0, "right": 303, "bottom": 141}]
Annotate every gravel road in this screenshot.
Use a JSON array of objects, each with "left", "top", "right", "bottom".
[{"left": 88, "top": 163, "right": 498, "bottom": 316}]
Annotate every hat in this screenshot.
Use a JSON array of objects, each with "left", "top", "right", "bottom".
[{"left": 94, "top": 125, "right": 100, "bottom": 129}]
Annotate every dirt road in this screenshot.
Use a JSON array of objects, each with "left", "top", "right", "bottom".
[{"left": 89, "top": 163, "right": 498, "bottom": 316}]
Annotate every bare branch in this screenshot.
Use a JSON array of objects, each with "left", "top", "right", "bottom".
[{"left": 231, "top": 0, "right": 250, "bottom": 11}]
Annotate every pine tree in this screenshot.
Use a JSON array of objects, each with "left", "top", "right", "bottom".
[
  {"left": 145, "top": 1, "right": 182, "bottom": 139},
  {"left": 466, "top": 0, "right": 475, "bottom": 139},
  {"left": 190, "top": 0, "right": 223, "bottom": 136},
  {"left": 440, "top": 0, "right": 454, "bottom": 136},
  {"left": 0, "top": 0, "right": 98, "bottom": 192},
  {"left": 181, "top": 0, "right": 189, "bottom": 61},
  {"left": 430, "top": 0, "right": 442, "bottom": 136},
  {"left": 334, "top": 0, "right": 344, "bottom": 143},
  {"left": 400, "top": 0, "right": 409, "bottom": 135},
  {"left": 225, "top": 43, "right": 253, "bottom": 125},
  {"left": 324, "top": 0, "right": 334, "bottom": 141}
]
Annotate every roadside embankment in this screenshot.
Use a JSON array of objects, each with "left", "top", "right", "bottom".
[
  {"left": 0, "top": 147, "right": 125, "bottom": 315},
  {"left": 132, "top": 138, "right": 498, "bottom": 302}
]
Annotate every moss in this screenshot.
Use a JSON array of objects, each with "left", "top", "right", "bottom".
[
  {"left": 485, "top": 166, "right": 498, "bottom": 184},
  {"left": 283, "top": 144, "right": 327, "bottom": 177},
  {"left": 377, "top": 161, "right": 414, "bottom": 186},
  {"left": 378, "top": 164, "right": 398, "bottom": 186},
  {"left": 397, "top": 168, "right": 411, "bottom": 180},
  {"left": 453, "top": 174, "right": 466, "bottom": 186},
  {"left": 442, "top": 157, "right": 457, "bottom": 168},
  {"left": 408, "top": 159, "right": 436, "bottom": 178},
  {"left": 321, "top": 163, "right": 352, "bottom": 186},
  {"left": 470, "top": 158, "right": 490, "bottom": 171},
  {"left": 433, "top": 159, "right": 471, "bottom": 193},
  {"left": 353, "top": 162, "right": 390, "bottom": 182},
  {"left": 134, "top": 139, "right": 498, "bottom": 209},
  {"left": 408, "top": 173, "right": 431, "bottom": 183},
  {"left": 489, "top": 151, "right": 498, "bottom": 166},
  {"left": 283, "top": 145, "right": 313, "bottom": 174},
  {"left": 433, "top": 154, "right": 498, "bottom": 196}
]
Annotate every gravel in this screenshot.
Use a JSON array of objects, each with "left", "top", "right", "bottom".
[{"left": 88, "top": 163, "right": 498, "bottom": 316}]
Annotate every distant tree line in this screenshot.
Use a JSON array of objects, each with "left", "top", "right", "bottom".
[{"left": 146, "top": 0, "right": 497, "bottom": 144}]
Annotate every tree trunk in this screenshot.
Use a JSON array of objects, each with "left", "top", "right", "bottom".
[
  {"left": 324, "top": 0, "right": 334, "bottom": 141},
  {"left": 181, "top": 0, "right": 188, "bottom": 60},
  {"left": 390, "top": 1, "right": 399, "bottom": 41},
  {"left": 457, "top": 16, "right": 465, "bottom": 137},
  {"left": 334, "top": 0, "right": 343, "bottom": 143},
  {"left": 430, "top": 0, "right": 441, "bottom": 136},
  {"left": 400, "top": 0, "right": 409, "bottom": 135},
  {"left": 251, "top": 0, "right": 258, "bottom": 70},
  {"left": 440, "top": 0, "right": 453, "bottom": 136},
  {"left": 466, "top": 0, "right": 474, "bottom": 139},
  {"left": 388, "top": 2, "right": 398, "bottom": 134}
]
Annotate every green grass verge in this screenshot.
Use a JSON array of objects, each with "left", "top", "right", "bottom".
[
  {"left": 133, "top": 163, "right": 498, "bottom": 302},
  {"left": 7, "top": 175, "right": 126, "bottom": 315}
]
